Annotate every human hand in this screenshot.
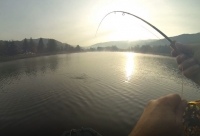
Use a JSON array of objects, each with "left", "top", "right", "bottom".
[
  {"left": 129, "top": 94, "right": 187, "bottom": 136},
  {"left": 171, "top": 42, "right": 200, "bottom": 85}
]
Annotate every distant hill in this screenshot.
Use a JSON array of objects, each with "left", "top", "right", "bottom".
[
  {"left": 90, "top": 39, "right": 156, "bottom": 49},
  {"left": 90, "top": 33, "right": 200, "bottom": 49},
  {"left": 149, "top": 33, "right": 200, "bottom": 46}
]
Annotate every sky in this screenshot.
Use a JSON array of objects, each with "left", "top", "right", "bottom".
[{"left": 0, "top": 0, "right": 200, "bottom": 47}]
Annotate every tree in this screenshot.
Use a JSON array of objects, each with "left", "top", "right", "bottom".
[
  {"left": 23, "top": 38, "right": 29, "bottom": 53},
  {"left": 3, "top": 41, "right": 17, "bottom": 56},
  {"left": 111, "top": 46, "right": 118, "bottom": 51},
  {"left": 47, "top": 39, "right": 57, "bottom": 52},
  {"left": 63, "top": 44, "right": 75, "bottom": 52},
  {"left": 75, "top": 45, "right": 81, "bottom": 52},
  {"left": 3, "top": 41, "right": 9, "bottom": 56},
  {"left": 64, "top": 44, "right": 68, "bottom": 52},
  {"left": 97, "top": 47, "right": 103, "bottom": 51},
  {"left": 29, "top": 38, "right": 36, "bottom": 53},
  {"left": 69, "top": 45, "right": 75, "bottom": 52},
  {"left": 89, "top": 47, "right": 95, "bottom": 51},
  {"left": 0, "top": 41, "right": 5, "bottom": 56},
  {"left": 9, "top": 41, "right": 17, "bottom": 56},
  {"left": 37, "top": 38, "right": 44, "bottom": 53}
]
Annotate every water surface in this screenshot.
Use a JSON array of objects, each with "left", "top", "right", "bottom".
[{"left": 0, "top": 52, "right": 199, "bottom": 136}]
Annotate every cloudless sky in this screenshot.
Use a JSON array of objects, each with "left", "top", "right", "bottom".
[{"left": 0, "top": 0, "right": 200, "bottom": 46}]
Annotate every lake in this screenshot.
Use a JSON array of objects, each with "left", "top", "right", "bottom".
[{"left": 0, "top": 52, "right": 199, "bottom": 136}]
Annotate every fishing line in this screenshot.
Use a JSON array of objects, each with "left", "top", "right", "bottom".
[{"left": 138, "top": 24, "right": 162, "bottom": 41}]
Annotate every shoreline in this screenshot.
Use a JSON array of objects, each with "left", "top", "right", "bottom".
[
  {"left": 0, "top": 52, "right": 71, "bottom": 62},
  {"left": 0, "top": 51, "right": 170, "bottom": 62}
]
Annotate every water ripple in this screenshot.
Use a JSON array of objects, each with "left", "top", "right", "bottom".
[{"left": 0, "top": 53, "right": 199, "bottom": 136}]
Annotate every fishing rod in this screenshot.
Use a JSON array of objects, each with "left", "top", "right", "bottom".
[{"left": 95, "top": 11, "right": 178, "bottom": 52}]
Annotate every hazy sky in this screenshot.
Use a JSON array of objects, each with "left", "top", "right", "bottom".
[{"left": 0, "top": 0, "right": 200, "bottom": 46}]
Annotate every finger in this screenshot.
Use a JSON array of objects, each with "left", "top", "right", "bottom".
[
  {"left": 176, "top": 42, "right": 198, "bottom": 54},
  {"left": 183, "top": 64, "right": 200, "bottom": 78},
  {"left": 170, "top": 41, "right": 179, "bottom": 54},
  {"left": 176, "top": 54, "right": 189, "bottom": 64},
  {"left": 175, "top": 100, "right": 187, "bottom": 132},
  {"left": 157, "top": 94, "right": 181, "bottom": 111},
  {"left": 171, "top": 50, "right": 178, "bottom": 57},
  {"left": 175, "top": 42, "right": 192, "bottom": 54},
  {"left": 178, "top": 58, "right": 196, "bottom": 71}
]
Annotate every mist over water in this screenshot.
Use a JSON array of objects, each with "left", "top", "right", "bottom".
[{"left": 0, "top": 52, "right": 199, "bottom": 136}]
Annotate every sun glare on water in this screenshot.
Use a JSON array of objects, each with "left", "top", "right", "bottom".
[{"left": 125, "top": 52, "right": 135, "bottom": 82}]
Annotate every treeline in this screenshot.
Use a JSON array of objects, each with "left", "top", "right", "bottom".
[
  {"left": 131, "top": 45, "right": 171, "bottom": 55},
  {"left": 88, "top": 45, "right": 171, "bottom": 55},
  {"left": 0, "top": 38, "right": 82, "bottom": 57},
  {"left": 88, "top": 46, "right": 120, "bottom": 52}
]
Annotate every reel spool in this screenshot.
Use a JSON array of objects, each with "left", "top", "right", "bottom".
[{"left": 183, "top": 100, "right": 200, "bottom": 136}]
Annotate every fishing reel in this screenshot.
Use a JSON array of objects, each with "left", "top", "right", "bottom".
[{"left": 183, "top": 100, "right": 200, "bottom": 136}]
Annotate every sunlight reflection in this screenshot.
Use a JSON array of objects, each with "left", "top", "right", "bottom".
[{"left": 125, "top": 52, "right": 135, "bottom": 82}]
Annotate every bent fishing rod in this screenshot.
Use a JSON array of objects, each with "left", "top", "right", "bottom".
[{"left": 95, "top": 11, "right": 178, "bottom": 52}]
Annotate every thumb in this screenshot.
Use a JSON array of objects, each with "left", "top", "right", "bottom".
[{"left": 175, "top": 42, "right": 196, "bottom": 54}]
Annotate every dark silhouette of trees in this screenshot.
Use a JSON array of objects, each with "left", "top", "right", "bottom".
[
  {"left": 97, "top": 47, "right": 103, "bottom": 51},
  {"left": 95, "top": 46, "right": 119, "bottom": 51},
  {"left": 0, "top": 41, "right": 5, "bottom": 56},
  {"left": 75, "top": 45, "right": 81, "bottom": 52},
  {"left": 10, "top": 41, "right": 18, "bottom": 56},
  {"left": 23, "top": 38, "right": 29, "bottom": 53},
  {"left": 47, "top": 39, "right": 57, "bottom": 52},
  {"left": 64, "top": 44, "right": 69, "bottom": 52},
  {"left": 29, "top": 38, "right": 36, "bottom": 53},
  {"left": 131, "top": 45, "right": 170, "bottom": 55},
  {"left": 0, "top": 38, "right": 83, "bottom": 59},
  {"left": 106, "top": 46, "right": 118, "bottom": 51},
  {"left": 2, "top": 41, "right": 18, "bottom": 56},
  {"left": 140, "top": 45, "right": 151, "bottom": 53},
  {"left": 37, "top": 38, "right": 44, "bottom": 53},
  {"left": 69, "top": 45, "right": 75, "bottom": 52},
  {"left": 86, "top": 45, "right": 170, "bottom": 55},
  {"left": 63, "top": 44, "right": 75, "bottom": 52},
  {"left": 89, "top": 48, "right": 95, "bottom": 51}
]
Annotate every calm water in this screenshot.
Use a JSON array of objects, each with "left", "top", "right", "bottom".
[{"left": 0, "top": 52, "right": 199, "bottom": 136}]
